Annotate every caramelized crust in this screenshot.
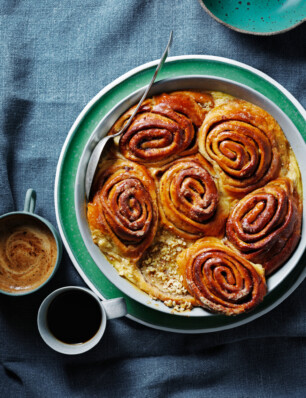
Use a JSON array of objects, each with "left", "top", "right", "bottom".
[
  {"left": 155, "top": 91, "right": 214, "bottom": 127},
  {"left": 109, "top": 91, "right": 214, "bottom": 166},
  {"left": 87, "top": 159, "right": 158, "bottom": 261},
  {"left": 87, "top": 91, "right": 302, "bottom": 315},
  {"left": 225, "top": 178, "right": 302, "bottom": 275},
  {"left": 155, "top": 154, "right": 229, "bottom": 239},
  {"left": 177, "top": 237, "right": 267, "bottom": 315},
  {"left": 198, "top": 100, "right": 288, "bottom": 198}
]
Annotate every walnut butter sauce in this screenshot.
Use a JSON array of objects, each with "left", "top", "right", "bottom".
[{"left": 0, "top": 215, "right": 57, "bottom": 293}]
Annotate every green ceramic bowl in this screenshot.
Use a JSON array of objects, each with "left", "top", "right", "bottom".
[{"left": 198, "top": 0, "right": 306, "bottom": 35}]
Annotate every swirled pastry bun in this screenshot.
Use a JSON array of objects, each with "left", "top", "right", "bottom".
[
  {"left": 153, "top": 154, "right": 230, "bottom": 240},
  {"left": 225, "top": 178, "right": 302, "bottom": 275},
  {"left": 177, "top": 237, "right": 267, "bottom": 315},
  {"left": 198, "top": 99, "right": 289, "bottom": 199},
  {"left": 87, "top": 159, "right": 158, "bottom": 261},
  {"left": 109, "top": 91, "right": 214, "bottom": 166}
]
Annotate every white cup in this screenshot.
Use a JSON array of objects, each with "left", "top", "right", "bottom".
[{"left": 37, "top": 286, "right": 127, "bottom": 355}]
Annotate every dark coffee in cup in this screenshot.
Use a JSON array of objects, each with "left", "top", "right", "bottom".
[
  {"left": 0, "top": 214, "right": 58, "bottom": 294},
  {"left": 38, "top": 286, "right": 126, "bottom": 354},
  {"left": 46, "top": 289, "right": 102, "bottom": 344}
]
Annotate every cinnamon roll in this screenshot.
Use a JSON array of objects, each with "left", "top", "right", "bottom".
[
  {"left": 156, "top": 154, "right": 229, "bottom": 239},
  {"left": 109, "top": 91, "right": 214, "bottom": 166},
  {"left": 155, "top": 91, "right": 214, "bottom": 124},
  {"left": 177, "top": 237, "right": 267, "bottom": 315},
  {"left": 87, "top": 159, "right": 158, "bottom": 261},
  {"left": 225, "top": 178, "right": 302, "bottom": 275},
  {"left": 198, "top": 100, "right": 287, "bottom": 198}
]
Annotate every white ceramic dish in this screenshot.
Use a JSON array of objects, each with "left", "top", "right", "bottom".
[
  {"left": 74, "top": 75, "right": 306, "bottom": 318},
  {"left": 55, "top": 56, "right": 306, "bottom": 332}
]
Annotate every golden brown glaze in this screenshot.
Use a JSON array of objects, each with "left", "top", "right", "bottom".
[
  {"left": 198, "top": 100, "right": 287, "bottom": 198},
  {"left": 155, "top": 154, "right": 229, "bottom": 240},
  {"left": 87, "top": 159, "right": 158, "bottom": 261},
  {"left": 177, "top": 237, "right": 267, "bottom": 315},
  {"left": 109, "top": 91, "right": 214, "bottom": 166},
  {"left": 225, "top": 178, "right": 302, "bottom": 275},
  {"left": 87, "top": 91, "right": 302, "bottom": 315},
  {"left": 154, "top": 91, "right": 214, "bottom": 129}
]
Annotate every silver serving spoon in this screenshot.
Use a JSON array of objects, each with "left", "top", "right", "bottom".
[{"left": 85, "top": 31, "right": 173, "bottom": 200}]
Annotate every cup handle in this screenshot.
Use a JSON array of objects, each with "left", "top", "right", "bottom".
[
  {"left": 24, "top": 189, "right": 36, "bottom": 213},
  {"left": 101, "top": 297, "right": 127, "bottom": 320}
]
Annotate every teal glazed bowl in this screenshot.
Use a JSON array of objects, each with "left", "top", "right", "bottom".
[{"left": 198, "top": 0, "right": 306, "bottom": 35}]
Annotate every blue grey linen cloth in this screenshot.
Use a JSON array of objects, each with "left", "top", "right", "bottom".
[{"left": 1, "top": 1, "right": 305, "bottom": 397}]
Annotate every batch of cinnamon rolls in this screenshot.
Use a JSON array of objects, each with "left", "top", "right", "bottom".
[{"left": 87, "top": 89, "right": 302, "bottom": 316}]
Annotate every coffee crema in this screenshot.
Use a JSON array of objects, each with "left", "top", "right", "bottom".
[{"left": 0, "top": 214, "right": 58, "bottom": 293}]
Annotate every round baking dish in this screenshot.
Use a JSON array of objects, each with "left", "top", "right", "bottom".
[
  {"left": 74, "top": 75, "right": 306, "bottom": 318},
  {"left": 55, "top": 56, "right": 306, "bottom": 332}
]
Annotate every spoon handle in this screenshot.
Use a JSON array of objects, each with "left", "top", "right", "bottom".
[
  {"left": 114, "top": 31, "right": 173, "bottom": 138},
  {"left": 85, "top": 31, "right": 173, "bottom": 200}
]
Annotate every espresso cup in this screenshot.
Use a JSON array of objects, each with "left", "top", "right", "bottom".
[
  {"left": 0, "top": 189, "right": 62, "bottom": 295},
  {"left": 37, "top": 286, "right": 127, "bottom": 354}
]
